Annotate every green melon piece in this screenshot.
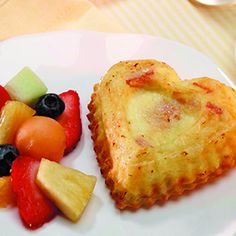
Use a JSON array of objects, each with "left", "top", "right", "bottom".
[{"left": 5, "top": 67, "right": 47, "bottom": 106}]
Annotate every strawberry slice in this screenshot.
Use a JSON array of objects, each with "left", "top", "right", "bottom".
[
  {"left": 57, "top": 90, "right": 82, "bottom": 154},
  {"left": 11, "top": 156, "right": 57, "bottom": 229},
  {"left": 0, "top": 85, "right": 11, "bottom": 110}
]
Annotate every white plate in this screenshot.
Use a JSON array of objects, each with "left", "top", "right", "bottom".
[{"left": 0, "top": 30, "right": 235, "bottom": 236}]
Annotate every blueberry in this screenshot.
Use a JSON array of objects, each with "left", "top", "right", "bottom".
[
  {"left": 35, "top": 93, "right": 65, "bottom": 118},
  {"left": 0, "top": 144, "right": 19, "bottom": 176}
]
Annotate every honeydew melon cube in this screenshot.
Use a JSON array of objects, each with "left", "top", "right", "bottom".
[{"left": 5, "top": 67, "right": 47, "bottom": 106}]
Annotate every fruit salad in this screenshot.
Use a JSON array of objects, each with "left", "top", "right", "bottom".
[{"left": 0, "top": 67, "right": 96, "bottom": 230}]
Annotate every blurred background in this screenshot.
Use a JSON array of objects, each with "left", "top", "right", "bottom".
[{"left": 0, "top": 0, "right": 235, "bottom": 81}]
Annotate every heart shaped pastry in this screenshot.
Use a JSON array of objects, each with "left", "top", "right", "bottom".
[{"left": 88, "top": 60, "right": 236, "bottom": 210}]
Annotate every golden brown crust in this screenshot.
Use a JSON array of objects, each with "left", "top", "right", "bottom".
[{"left": 87, "top": 60, "right": 236, "bottom": 210}]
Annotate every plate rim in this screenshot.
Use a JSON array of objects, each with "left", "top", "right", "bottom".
[{"left": 0, "top": 29, "right": 234, "bottom": 89}]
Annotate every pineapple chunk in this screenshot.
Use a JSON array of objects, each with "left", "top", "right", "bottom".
[
  {"left": 36, "top": 159, "right": 97, "bottom": 222},
  {"left": 0, "top": 101, "right": 35, "bottom": 144},
  {"left": 0, "top": 176, "right": 16, "bottom": 208}
]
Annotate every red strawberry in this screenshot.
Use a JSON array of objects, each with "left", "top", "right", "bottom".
[
  {"left": 11, "top": 156, "right": 57, "bottom": 229},
  {"left": 0, "top": 85, "right": 11, "bottom": 110},
  {"left": 57, "top": 90, "right": 82, "bottom": 154}
]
